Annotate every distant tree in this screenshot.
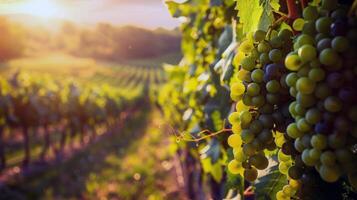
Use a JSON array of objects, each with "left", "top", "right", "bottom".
[{"left": 0, "top": 17, "right": 25, "bottom": 61}]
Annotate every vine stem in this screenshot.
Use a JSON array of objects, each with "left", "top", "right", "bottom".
[
  {"left": 286, "top": 0, "right": 299, "bottom": 20},
  {"left": 178, "top": 128, "right": 232, "bottom": 142}
]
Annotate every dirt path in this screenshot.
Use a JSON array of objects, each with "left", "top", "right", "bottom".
[{"left": 0, "top": 106, "right": 184, "bottom": 200}]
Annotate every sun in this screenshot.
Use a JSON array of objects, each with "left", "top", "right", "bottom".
[{"left": 17, "top": 0, "right": 61, "bottom": 19}]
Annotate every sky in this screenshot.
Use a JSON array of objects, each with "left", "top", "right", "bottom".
[{"left": 0, "top": 0, "right": 181, "bottom": 29}]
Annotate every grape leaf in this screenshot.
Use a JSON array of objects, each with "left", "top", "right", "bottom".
[
  {"left": 254, "top": 165, "right": 287, "bottom": 200},
  {"left": 236, "top": 0, "right": 263, "bottom": 34}
]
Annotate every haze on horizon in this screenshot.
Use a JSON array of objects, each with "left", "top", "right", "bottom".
[{"left": 0, "top": 0, "right": 181, "bottom": 29}]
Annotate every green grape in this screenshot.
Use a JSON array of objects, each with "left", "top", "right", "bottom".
[
  {"left": 315, "top": 33, "right": 329, "bottom": 42},
  {"left": 289, "top": 101, "right": 298, "bottom": 116},
  {"left": 302, "top": 149, "right": 317, "bottom": 166},
  {"left": 331, "top": 36, "right": 349, "bottom": 52},
  {"left": 254, "top": 30, "right": 266, "bottom": 42},
  {"left": 319, "top": 165, "right": 340, "bottom": 182},
  {"left": 316, "top": 17, "right": 333, "bottom": 34},
  {"left": 335, "top": 149, "right": 353, "bottom": 164},
  {"left": 321, "top": 0, "right": 338, "bottom": 11},
  {"left": 231, "top": 82, "right": 245, "bottom": 96},
  {"left": 244, "top": 167, "right": 258, "bottom": 182},
  {"left": 233, "top": 148, "right": 246, "bottom": 162},
  {"left": 240, "top": 40, "right": 254, "bottom": 53},
  {"left": 314, "top": 83, "right": 331, "bottom": 99},
  {"left": 241, "top": 129, "right": 255, "bottom": 143},
  {"left": 296, "top": 77, "right": 315, "bottom": 95},
  {"left": 258, "top": 114, "right": 274, "bottom": 128},
  {"left": 241, "top": 56, "right": 256, "bottom": 71},
  {"left": 258, "top": 129, "right": 273, "bottom": 143},
  {"left": 240, "top": 110, "right": 252, "bottom": 124},
  {"left": 276, "top": 190, "right": 289, "bottom": 200},
  {"left": 289, "top": 87, "right": 298, "bottom": 98},
  {"left": 324, "top": 96, "right": 342, "bottom": 113},
  {"left": 251, "top": 95, "right": 265, "bottom": 107},
  {"left": 294, "top": 138, "right": 305, "bottom": 152},
  {"left": 251, "top": 69, "right": 264, "bottom": 83},
  {"left": 295, "top": 103, "right": 306, "bottom": 116},
  {"left": 319, "top": 48, "right": 339, "bottom": 66},
  {"left": 296, "top": 93, "right": 316, "bottom": 108},
  {"left": 298, "top": 44, "right": 317, "bottom": 62},
  {"left": 258, "top": 41, "right": 271, "bottom": 53},
  {"left": 296, "top": 34, "right": 315, "bottom": 46},
  {"left": 293, "top": 18, "right": 305, "bottom": 31},
  {"left": 278, "top": 29, "right": 293, "bottom": 41},
  {"left": 288, "top": 166, "right": 303, "bottom": 180},
  {"left": 249, "top": 154, "right": 269, "bottom": 170},
  {"left": 228, "top": 134, "right": 242, "bottom": 148},
  {"left": 251, "top": 139, "right": 264, "bottom": 151},
  {"left": 305, "top": 108, "right": 321, "bottom": 124},
  {"left": 321, "top": 151, "right": 337, "bottom": 166},
  {"left": 301, "top": 134, "right": 312, "bottom": 148},
  {"left": 297, "top": 118, "right": 311, "bottom": 132},
  {"left": 285, "top": 54, "right": 302, "bottom": 71},
  {"left": 270, "top": 36, "right": 283, "bottom": 48},
  {"left": 303, "top": 6, "right": 319, "bottom": 21},
  {"left": 269, "top": 49, "right": 283, "bottom": 62},
  {"left": 278, "top": 149, "right": 290, "bottom": 162},
  {"left": 287, "top": 123, "right": 303, "bottom": 139},
  {"left": 243, "top": 143, "right": 256, "bottom": 156},
  {"left": 279, "top": 161, "right": 290, "bottom": 174},
  {"left": 228, "top": 112, "right": 240, "bottom": 124},
  {"left": 308, "top": 68, "right": 325, "bottom": 82},
  {"left": 228, "top": 159, "right": 243, "bottom": 175},
  {"left": 297, "top": 65, "right": 311, "bottom": 77},
  {"left": 285, "top": 72, "right": 299, "bottom": 87},
  {"left": 242, "top": 94, "right": 253, "bottom": 106},
  {"left": 249, "top": 120, "right": 263, "bottom": 134},
  {"left": 328, "top": 133, "right": 346, "bottom": 149},
  {"left": 309, "top": 148, "right": 322, "bottom": 161},
  {"left": 266, "top": 80, "right": 280, "bottom": 93},
  {"left": 247, "top": 83, "right": 261, "bottom": 96},
  {"left": 310, "top": 58, "right": 321, "bottom": 68},
  {"left": 259, "top": 53, "right": 270, "bottom": 65},
  {"left": 302, "top": 21, "right": 317, "bottom": 35},
  {"left": 311, "top": 134, "right": 327, "bottom": 150}
]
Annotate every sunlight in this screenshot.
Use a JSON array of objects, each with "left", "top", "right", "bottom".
[{"left": 17, "top": 0, "right": 61, "bottom": 19}]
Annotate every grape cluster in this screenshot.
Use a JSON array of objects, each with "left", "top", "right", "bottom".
[
  {"left": 228, "top": 29, "right": 295, "bottom": 181},
  {"left": 284, "top": 0, "right": 357, "bottom": 191}
]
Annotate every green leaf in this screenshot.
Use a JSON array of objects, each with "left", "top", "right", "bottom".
[
  {"left": 211, "top": 162, "right": 223, "bottom": 182},
  {"left": 269, "top": 0, "right": 280, "bottom": 11},
  {"left": 254, "top": 165, "right": 288, "bottom": 200},
  {"left": 236, "top": 0, "right": 263, "bottom": 34}
]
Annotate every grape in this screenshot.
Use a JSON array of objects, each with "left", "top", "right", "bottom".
[
  {"left": 316, "top": 17, "right": 333, "bottom": 34},
  {"left": 252, "top": 95, "right": 265, "bottom": 107},
  {"left": 293, "top": 18, "right": 305, "bottom": 31},
  {"left": 308, "top": 68, "right": 325, "bottom": 82},
  {"left": 228, "top": 160, "right": 243, "bottom": 175},
  {"left": 303, "top": 21, "right": 317, "bottom": 36},
  {"left": 240, "top": 40, "right": 254, "bottom": 53},
  {"left": 315, "top": 83, "right": 331, "bottom": 99},
  {"left": 249, "top": 154, "right": 269, "bottom": 170},
  {"left": 276, "top": 191, "right": 289, "bottom": 200},
  {"left": 231, "top": 81, "right": 245, "bottom": 96},
  {"left": 266, "top": 80, "right": 280, "bottom": 93},
  {"left": 228, "top": 134, "right": 242, "bottom": 148},
  {"left": 269, "top": 49, "right": 283, "bottom": 62},
  {"left": 321, "top": 0, "right": 337, "bottom": 11},
  {"left": 258, "top": 41, "right": 271, "bottom": 53},
  {"left": 266, "top": 93, "right": 280, "bottom": 104},
  {"left": 295, "top": 103, "right": 306, "bottom": 116},
  {"left": 241, "top": 56, "right": 256, "bottom": 71},
  {"left": 244, "top": 167, "right": 258, "bottom": 182},
  {"left": 303, "top": 6, "right": 319, "bottom": 21},
  {"left": 240, "top": 110, "right": 253, "bottom": 124},
  {"left": 254, "top": 30, "right": 266, "bottom": 42},
  {"left": 233, "top": 148, "right": 246, "bottom": 162},
  {"left": 324, "top": 96, "right": 342, "bottom": 112},
  {"left": 296, "top": 93, "right": 316, "bottom": 108},
  {"left": 241, "top": 129, "right": 255, "bottom": 143},
  {"left": 311, "top": 134, "right": 327, "bottom": 150},
  {"left": 314, "top": 122, "right": 330, "bottom": 134},
  {"left": 331, "top": 20, "right": 348, "bottom": 36},
  {"left": 285, "top": 54, "right": 302, "bottom": 71},
  {"left": 270, "top": 36, "right": 283, "bottom": 48},
  {"left": 298, "top": 45, "right": 317, "bottom": 62},
  {"left": 315, "top": 33, "right": 329, "bottom": 42},
  {"left": 297, "top": 34, "right": 315, "bottom": 46},
  {"left": 309, "top": 148, "right": 322, "bottom": 161},
  {"left": 247, "top": 83, "right": 261, "bottom": 96},
  {"left": 258, "top": 114, "right": 274, "bottom": 128},
  {"left": 285, "top": 73, "right": 299, "bottom": 87},
  {"left": 335, "top": 148, "right": 354, "bottom": 163},
  {"left": 265, "top": 63, "right": 282, "bottom": 81},
  {"left": 278, "top": 29, "right": 293, "bottom": 41},
  {"left": 297, "top": 118, "right": 311, "bottom": 132},
  {"left": 259, "top": 53, "right": 270, "bottom": 65},
  {"left": 251, "top": 69, "right": 264, "bottom": 83},
  {"left": 296, "top": 77, "right": 315, "bottom": 95},
  {"left": 243, "top": 143, "right": 256, "bottom": 156},
  {"left": 288, "top": 166, "right": 304, "bottom": 180},
  {"left": 258, "top": 129, "right": 273, "bottom": 143},
  {"left": 228, "top": 112, "right": 240, "bottom": 124},
  {"left": 302, "top": 149, "right": 317, "bottom": 166},
  {"left": 320, "top": 151, "right": 337, "bottom": 166},
  {"left": 317, "top": 38, "right": 331, "bottom": 52},
  {"left": 338, "top": 87, "right": 356, "bottom": 103},
  {"left": 294, "top": 138, "right": 305, "bottom": 152},
  {"left": 287, "top": 123, "right": 303, "bottom": 139},
  {"left": 319, "top": 165, "right": 340, "bottom": 182},
  {"left": 279, "top": 161, "right": 290, "bottom": 174},
  {"left": 237, "top": 69, "right": 252, "bottom": 82},
  {"left": 319, "top": 48, "right": 339, "bottom": 66},
  {"left": 331, "top": 36, "right": 349, "bottom": 52},
  {"left": 328, "top": 133, "right": 346, "bottom": 149}
]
